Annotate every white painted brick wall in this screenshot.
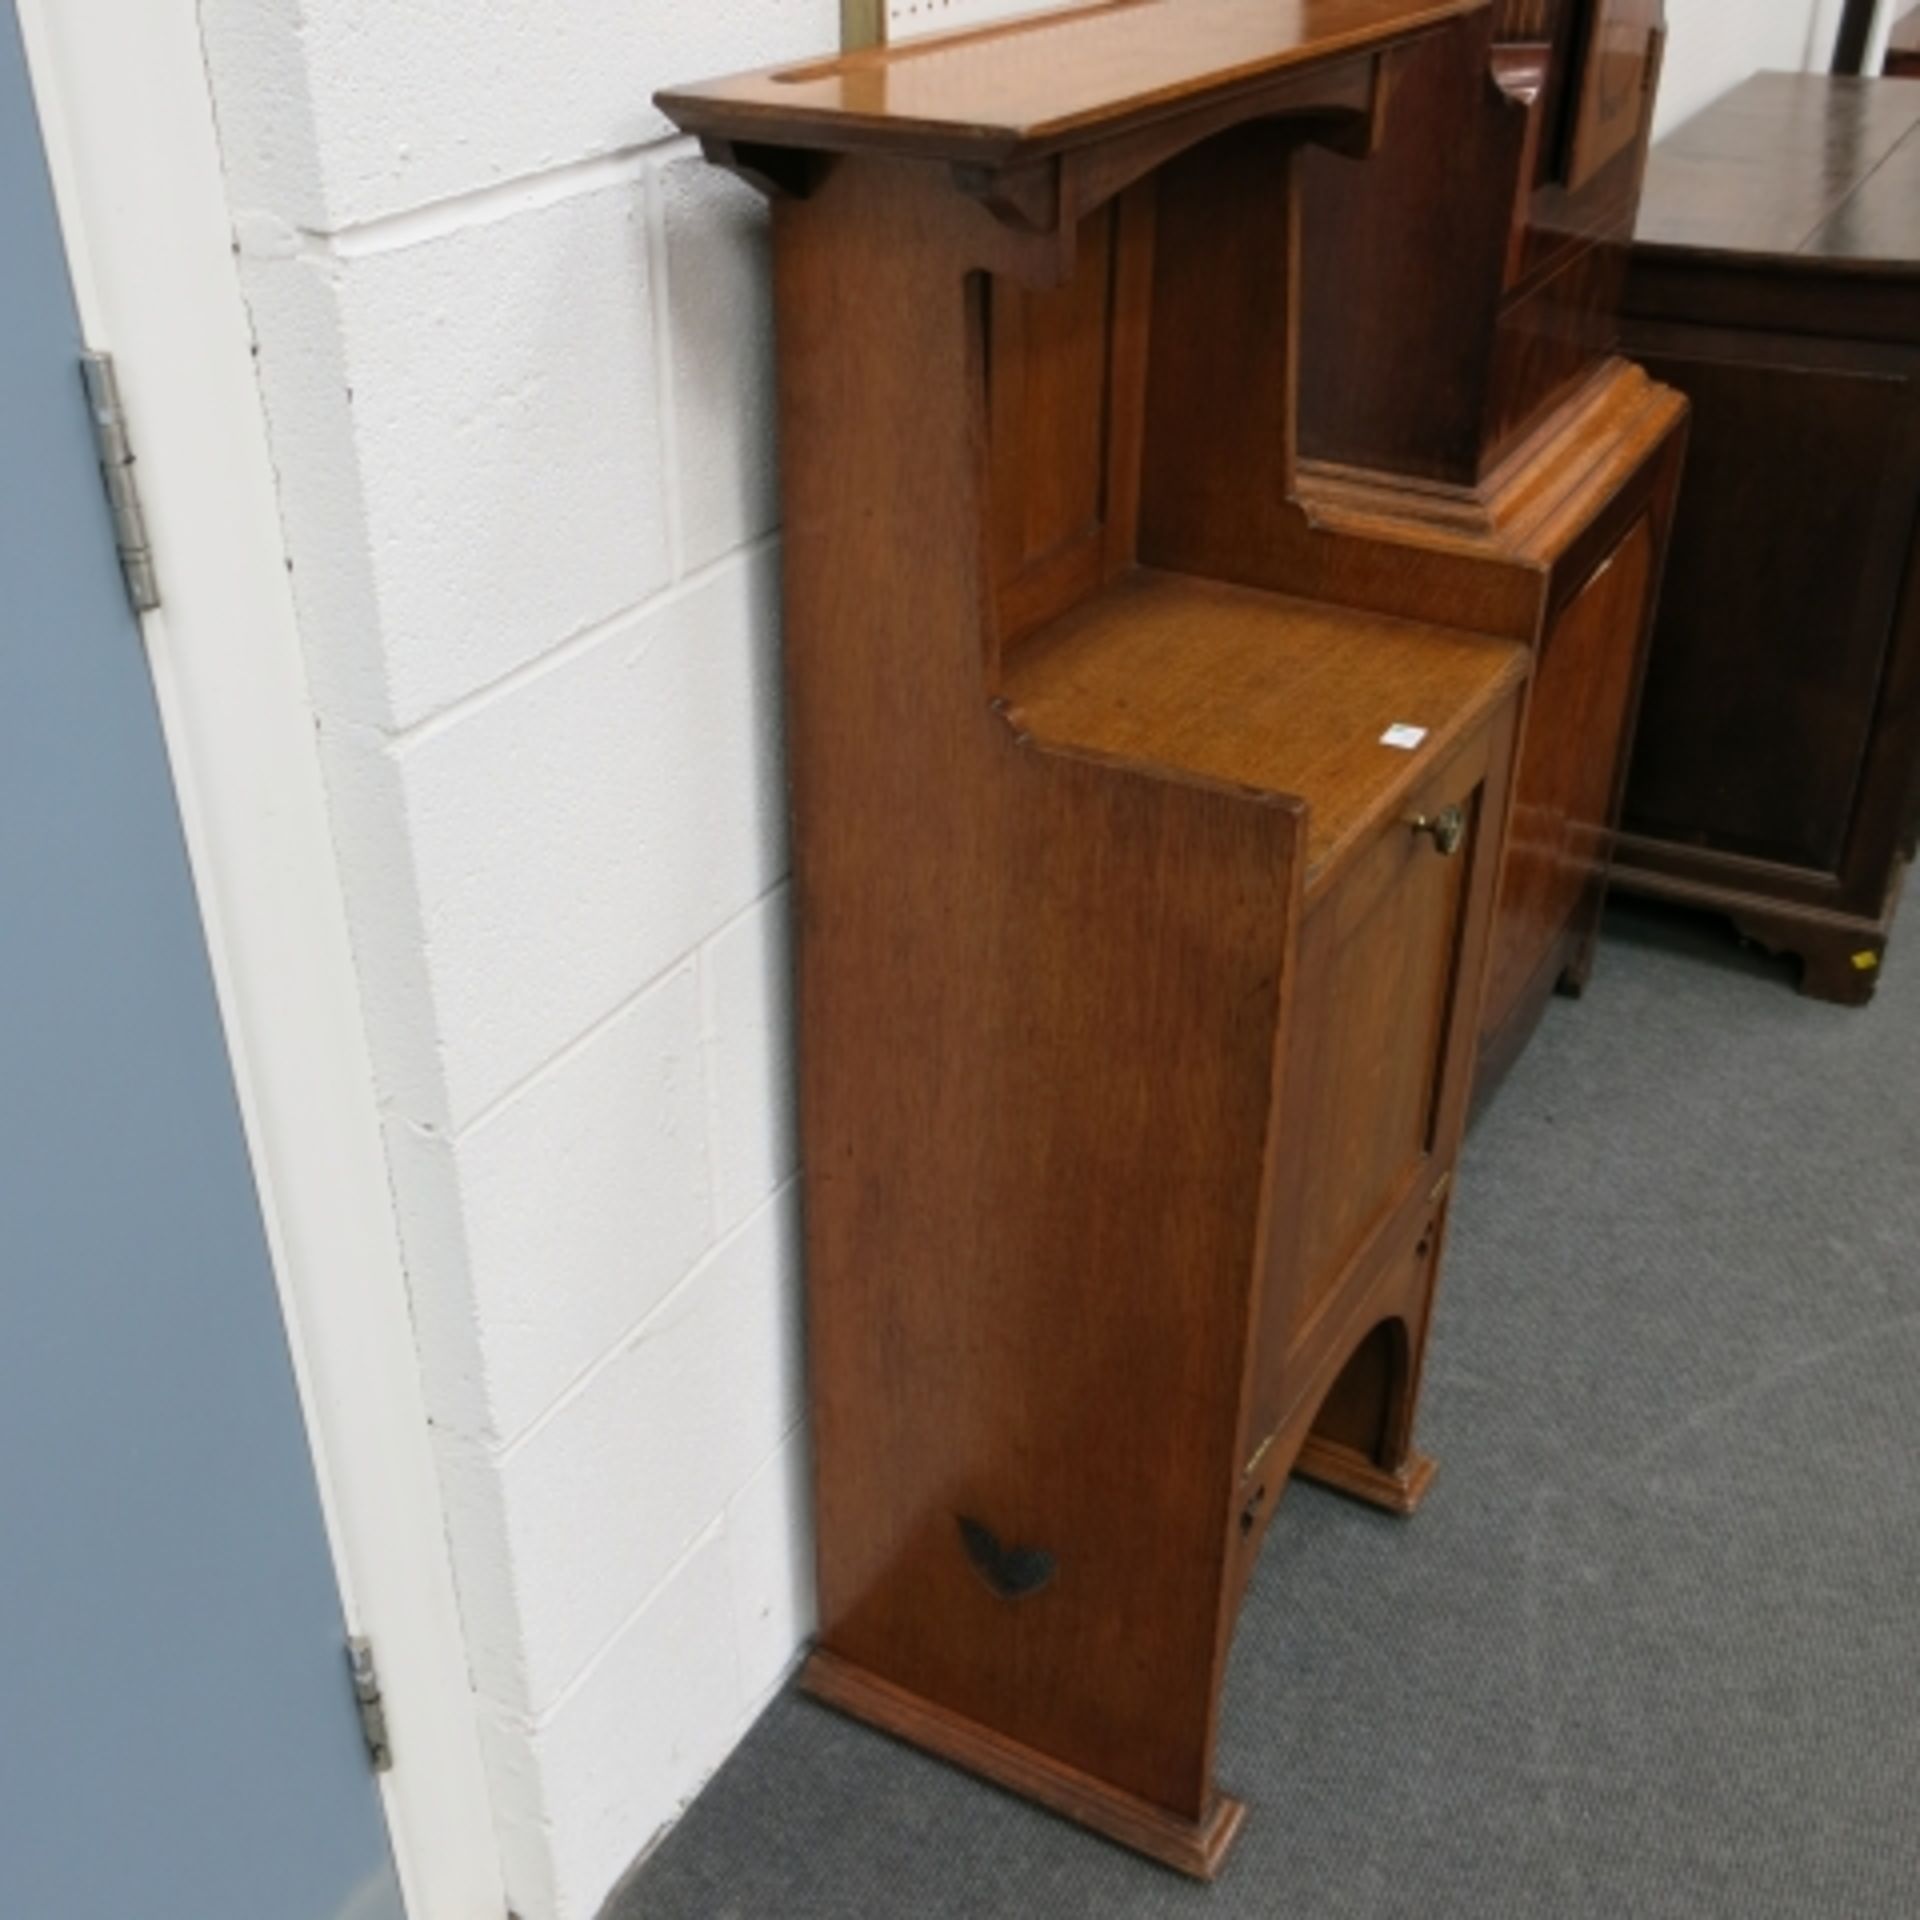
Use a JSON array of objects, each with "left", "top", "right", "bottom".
[
  {"left": 197, "top": 4, "right": 832, "bottom": 1916},
  {"left": 436, "top": 1188, "right": 805, "bottom": 1718},
  {"left": 317, "top": 547, "right": 789, "bottom": 1128},
  {"left": 202, "top": 0, "right": 841, "bottom": 228},
  {"left": 383, "top": 962, "right": 714, "bottom": 1446}
]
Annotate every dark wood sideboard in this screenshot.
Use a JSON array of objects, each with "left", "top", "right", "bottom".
[
  {"left": 659, "top": 0, "right": 1678, "bottom": 1880},
  {"left": 1619, "top": 74, "right": 1920, "bottom": 1001}
]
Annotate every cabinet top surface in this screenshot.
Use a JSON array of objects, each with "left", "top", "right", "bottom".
[
  {"left": 1635, "top": 72, "right": 1920, "bottom": 268},
  {"left": 656, "top": 0, "right": 1482, "bottom": 167},
  {"left": 1002, "top": 569, "right": 1525, "bottom": 886}
]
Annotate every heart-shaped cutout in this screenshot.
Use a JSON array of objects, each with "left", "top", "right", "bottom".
[{"left": 958, "top": 1515, "right": 1057, "bottom": 1599}]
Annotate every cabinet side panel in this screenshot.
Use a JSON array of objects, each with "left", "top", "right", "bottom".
[{"left": 773, "top": 159, "right": 1295, "bottom": 1820}]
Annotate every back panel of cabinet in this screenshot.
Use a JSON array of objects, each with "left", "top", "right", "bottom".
[
  {"left": 987, "top": 189, "right": 1157, "bottom": 649},
  {"left": 984, "top": 151, "right": 1297, "bottom": 656}
]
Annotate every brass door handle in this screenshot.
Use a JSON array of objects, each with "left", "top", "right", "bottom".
[{"left": 1410, "top": 805, "right": 1466, "bottom": 856}]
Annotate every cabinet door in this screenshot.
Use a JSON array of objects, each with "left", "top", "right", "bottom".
[
  {"left": 1483, "top": 513, "right": 1654, "bottom": 1035},
  {"left": 1254, "top": 721, "right": 1505, "bottom": 1448}
]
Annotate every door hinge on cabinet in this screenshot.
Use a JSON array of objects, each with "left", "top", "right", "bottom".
[
  {"left": 347, "top": 1636, "right": 393, "bottom": 1773},
  {"left": 79, "top": 351, "right": 160, "bottom": 615}
]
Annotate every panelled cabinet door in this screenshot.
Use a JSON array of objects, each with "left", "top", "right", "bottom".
[
  {"left": 1251, "top": 723, "right": 1501, "bottom": 1449},
  {"left": 1484, "top": 515, "right": 1655, "bottom": 1030}
]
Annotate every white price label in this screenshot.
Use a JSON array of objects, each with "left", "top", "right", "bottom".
[{"left": 1380, "top": 723, "right": 1428, "bottom": 751}]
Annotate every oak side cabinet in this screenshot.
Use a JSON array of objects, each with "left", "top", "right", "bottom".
[{"left": 662, "top": 0, "right": 1566, "bottom": 1881}]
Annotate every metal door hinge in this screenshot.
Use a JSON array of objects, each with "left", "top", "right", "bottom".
[
  {"left": 347, "top": 1636, "right": 393, "bottom": 1773},
  {"left": 79, "top": 351, "right": 160, "bottom": 615}
]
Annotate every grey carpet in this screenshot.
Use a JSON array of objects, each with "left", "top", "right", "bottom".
[{"left": 610, "top": 899, "right": 1920, "bottom": 1920}]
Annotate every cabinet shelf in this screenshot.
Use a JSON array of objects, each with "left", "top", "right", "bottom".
[{"left": 1002, "top": 567, "right": 1525, "bottom": 885}]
